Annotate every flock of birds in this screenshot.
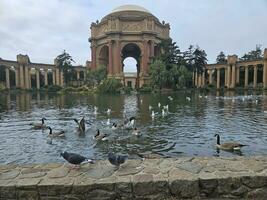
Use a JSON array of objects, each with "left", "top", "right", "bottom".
[{"left": 26, "top": 94, "right": 258, "bottom": 169}]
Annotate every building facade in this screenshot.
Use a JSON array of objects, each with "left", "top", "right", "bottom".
[
  {"left": 194, "top": 49, "right": 267, "bottom": 89},
  {"left": 89, "top": 5, "right": 170, "bottom": 88}
]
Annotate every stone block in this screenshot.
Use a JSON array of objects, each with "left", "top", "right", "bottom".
[
  {"left": 242, "top": 176, "right": 267, "bottom": 188},
  {"left": 199, "top": 178, "right": 218, "bottom": 197},
  {"left": 247, "top": 188, "right": 267, "bottom": 199},
  {"left": 169, "top": 179, "right": 199, "bottom": 198}
]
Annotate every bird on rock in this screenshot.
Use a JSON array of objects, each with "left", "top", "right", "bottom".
[
  {"left": 108, "top": 150, "right": 127, "bottom": 168},
  {"left": 60, "top": 151, "right": 94, "bottom": 169}
]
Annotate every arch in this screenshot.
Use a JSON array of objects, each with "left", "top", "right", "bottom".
[
  {"left": 121, "top": 43, "right": 142, "bottom": 88},
  {"left": 98, "top": 45, "right": 109, "bottom": 68}
]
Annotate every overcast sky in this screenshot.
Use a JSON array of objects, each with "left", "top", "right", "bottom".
[{"left": 1, "top": 0, "right": 267, "bottom": 72}]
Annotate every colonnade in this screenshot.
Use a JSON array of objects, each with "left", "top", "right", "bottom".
[
  {"left": 0, "top": 55, "right": 87, "bottom": 89},
  {"left": 194, "top": 48, "right": 267, "bottom": 89}
]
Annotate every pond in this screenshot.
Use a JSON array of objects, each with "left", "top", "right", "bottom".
[{"left": 0, "top": 90, "right": 267, "bottom": 164}]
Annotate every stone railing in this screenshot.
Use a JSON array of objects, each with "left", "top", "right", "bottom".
[{"left": 1, "top": 156, "right": 267, "bottom": 199}]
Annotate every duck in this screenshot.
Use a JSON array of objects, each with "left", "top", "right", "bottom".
[
  {"left": 214, "top": 134, "right": 247, "bottom": 151},
  {"left": 163, "top": 105, "right": 169, "bottom": 111},
  {"left": 73, "top": 117, "right": 85, "bottom": 133},
  {"left": 162, "top": 109, "right": 166, "bottom": 117},
  {"left": 132, "top": 127, "right": 141, "bottom": 136},
  {"left": 107, "top": 108, "right": 111, "bottom": 115},
  {"left": 93, "top": 129, "right": 108, "bottom": 141},
  {"left": 111, "top": 123, "right": 118, "bottom": 130},
  {"left": 47, "top": 127, "right": 65, "bottom": 138},
  {"left": 124, "top": 117, "right": 136, "bottom": 129},
  {"left": 30, "top": 118, "right": 47, "bottom": 130}
]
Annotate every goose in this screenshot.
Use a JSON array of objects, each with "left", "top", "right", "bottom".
[
  {"left": 111, "top": 123, "right": 118, "bottom": 130},
  {"left": 94, "top": 129, "right": 108, "bottom": 141},
  {"left": 132, "top": 127, "right": 141, "bottom": 136},
  {"left": 186, "top": 97, "right": 191, "bottom": 101},
  {"left": 107, "top": 108, "right": 111, "bottom": 115},
  {"left": 30, "top": 118, "right": 47, "bottom": 130},
  {"left": 214, "top": 134, "right": 247, "bottom": 150},
  {"left": 47, "top": 127, "right": 65, "bottom": 138},
  {"left": 73, "top": 117, "right": 85, "bottom": 133}
]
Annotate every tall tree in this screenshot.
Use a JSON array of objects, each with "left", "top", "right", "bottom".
[
  {"left": 149, "top": 60, "right": 167, "bottom": 89},
  {"left": 216, "top": 51, "right": 227, "bottom": 63},
  {"left": 241, "top": 45, "right": 263, "bottom": 61},
  {"left": 55, "top": 50, "right": 76, "bottom": 84},
  {"left": 192, "top": 46, "right": 208, "bottom": 73}
]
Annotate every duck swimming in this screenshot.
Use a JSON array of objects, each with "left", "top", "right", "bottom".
[
  {"left": 73, "top": 117, "right": 85, "bottom": 133},
  {"left": 94, "top": 129, "right": 108, "bottom": 141},
  {"left": 30, "top": 118, "right": 47, "bottom": 130},
  {"left": 214, "top": 134, "right": 247, "bottom": 151},
  {"left": 111, "top": 123, "right": 118, "bottom": 130},
  {"left": 47, "top": 127, "right": 65, "bottom": 138}
]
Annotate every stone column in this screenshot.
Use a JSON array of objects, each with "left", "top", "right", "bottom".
[
  {"left": 217, "top": 69, "right": 220, "bottom": 89},
  {"left": 253, "top": 65, "right": 257, "bottom": 88},
  {"left": 208, "top": 69, "right": 213, "bottom": 84},
  {"left": 108, "top": 40, "right": 113, "bottom": 75},
  {"left": 36, "top": 70, "right": 40, "bottom": 89},
  {"left": 44, "top": 70, "right": 48, "bottom": 86},
  {"left": 244, "top": 66, "right": 249, "bottom": 88},
  {"left": 19, "top": 65, "right": 25, "bottom": 89},
  {"left": 15, "top": 68, "right": 19, "bottom": 87},
  {"left": 150, "top": 41, "right": 155, "bottom": 57},
  {"left": 194, "top": 71, "right": 198, "bottom": 87},
  {"left": 198, "top": 74, "right": 201, "bottom": 88},
  {"left": 91, "top": 42, "right": 97, "bottom": 70},
  {"left": 231, "top": 65, "right": 236, "bottom": 88},
  {"left": 60, "top": 70, "right": 64, "bottom": 87},
  {"left": 5, "top": 68, "right": 10, "bottom": 89},
  {"left": 52, "top": 70, "right": 56, "bottom": 85},
  {"left": 236, "top": 67, "right": 240, "bottom": 84},
  {"left": 24, "top": 67, "right": 30, "bottom": 89},
  {"left": 115, "top": 40, "right": 121, "bottom": 75},
  {"left": 224, "top": 68, "right": 227, "bottom": 87},
  {"left": 142, "top": 40, "right": 148, "bottom": 75},
  {"left": 56, "top": 68, "right": 60, "bottom": 85},
  {"left": 202, "top": 71, "right": 205, "bottom": 87},
  {"left": 192, "top": 71, "right": 195, "bottom": 86},
  {"left": 227, "top": 66, "right": 231, "bottom": 88},
  {"left": 77, "top": 71, "right": 80, "bottom": 80}
]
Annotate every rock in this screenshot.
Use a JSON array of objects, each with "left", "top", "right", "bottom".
[
  {"left": 86, "top": 189, "right": 116, "bottom": 200},
  {"left": 217, "top": 177, "right": 242, "bottom": 194},
  {"left": 85, "top": 162, "right": 115, "bottom": 179},
  {"left": 47, "top": 166, "right": 70, "bottom": 178},
  {"left": 199, "top": 178, "right": 218, "bottom": 197},
  {"left": 231, "top": 185, "right": 250, "bottom": 197},
  {"left": 116, "top": 160, "right": 143, "bottom": 176},
  {"left": 169, "top": 179, "right": 199, "bottom": 198},
  {"left": 19, "top": 171, "right": 46, "bottom": 179},
  {"left": 176, "top": 161, "right": 203, "bottom": 174},
  {"left": 17, "top": 190, "right": 39, "bottom": 200},
  {"left": 0, "top": 170, "right": 20, "bottom": 180},
  {"left": 242, "top": 176, "right": 267, "bottom": 188},
  {"left": 247, "top": 188, "right": 267, "bottom": 199}
]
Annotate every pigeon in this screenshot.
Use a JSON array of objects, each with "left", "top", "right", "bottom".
[
  {"left": 60, "top": 151, "right": 94, "bottom": 168},
  {"left": 108, "top": 151, "right": 127, "bottom": 167}
]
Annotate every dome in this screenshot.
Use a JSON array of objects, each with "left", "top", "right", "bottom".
[{"left": 110, "top": 5, "right": 151, "bottom": 14}]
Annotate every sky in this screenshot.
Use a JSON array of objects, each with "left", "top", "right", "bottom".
[{"left": 0, "top": 0, "right": 267, "bottom": 72}]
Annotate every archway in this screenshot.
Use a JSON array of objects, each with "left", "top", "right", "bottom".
[
  {"left": 121, "top": 43, "right": 141, "bottom": 88},
  {"left": 98, "top": 45, "right": 109, "bottom": 69}
]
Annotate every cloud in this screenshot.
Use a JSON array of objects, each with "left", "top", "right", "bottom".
[{"left": 0, "top": 0, "right": 267, "bottom": 66}]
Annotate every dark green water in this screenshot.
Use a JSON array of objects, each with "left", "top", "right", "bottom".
[{"left": 0, "top": 90, "right": 267, "bottom": 164}]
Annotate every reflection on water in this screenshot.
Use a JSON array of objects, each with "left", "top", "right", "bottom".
[{"left": 0, "top": 90, "right": 267, "bottom": 164}]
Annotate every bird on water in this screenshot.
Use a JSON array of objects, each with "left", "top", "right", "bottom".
[
  {"left": 214, "top": 134, "right": 247, "bottom": 151},
  {"left": 60, "top": 151, "right": 94, "bottom": 169},
  {"left": 73, "top": 117, "right": 85, "bottom": 133},
  {"left": 30, "top": 118, "right": 47, "bottom": 129}
]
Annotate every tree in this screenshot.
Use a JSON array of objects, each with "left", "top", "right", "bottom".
[
  {"left": 192, "top": 46, "right": 208, "bottom": 73},
  {"left": 216, "top": 52, "right": 227, "bottom": 63},
  {"left": 86, "top": 66, "right": 107, "bottom": 86},
  {"left": 149, "top": 60, "right": 167, "bottom": 89},
  {"left": 183, "top": 45, "right": 195, "bottom": 71},
  {"left": 241, "top": 45, "right": 263, "bottom": 61},
  {"left": 55, "top": 50, "right": 76, "bottom": 84}
]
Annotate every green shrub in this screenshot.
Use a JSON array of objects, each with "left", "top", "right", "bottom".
[
  {"left": 139, "top": 85, "right": 152, "bottom": 93},
  {"left": 0, "top": 83, "right": 6, "bottom": 91},
  {"left": 48, "top": 85, "right": 62, "bottom": 92},
  {"left": 97, "top": 78, "right": 123, "bottom": 93},
  {"left": 61, "top": 86, "right": 76, "bottom": 93}
]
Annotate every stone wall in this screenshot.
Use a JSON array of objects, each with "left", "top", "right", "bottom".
[{"left": 1, "top": 157, "right": 267, "bottom": 199}]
